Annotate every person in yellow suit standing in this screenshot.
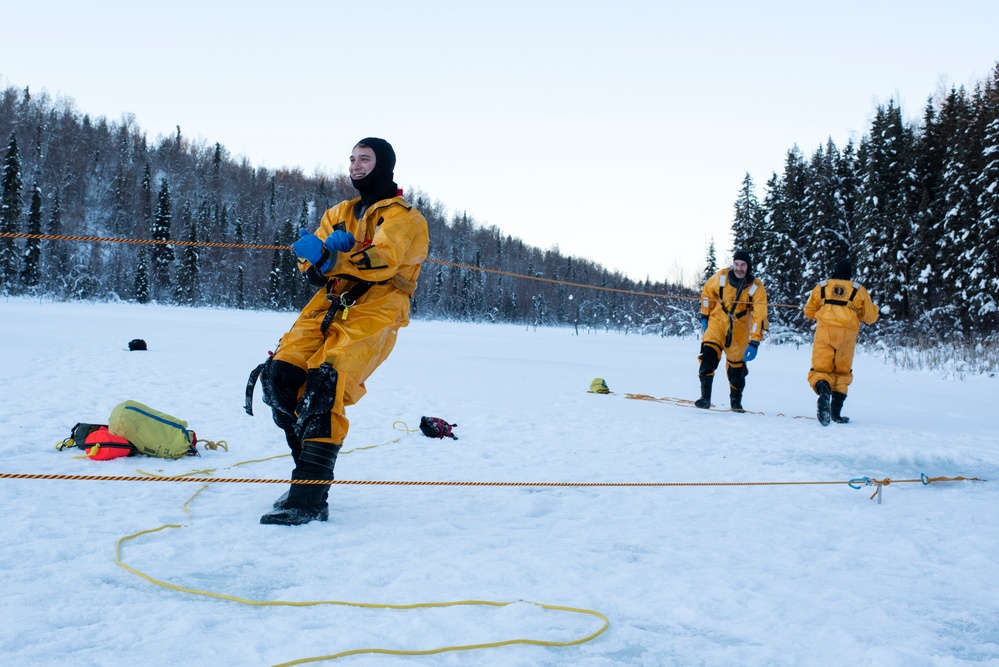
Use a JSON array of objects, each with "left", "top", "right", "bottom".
[
  {"left": 695, "top": 251, "right": 768, "bottom": 412},
  {"left": 250, "top": 137, "right": 429, "bottom": 525},
  {"left": 803, "top": 260, "right": 879, "bottom": 426}
]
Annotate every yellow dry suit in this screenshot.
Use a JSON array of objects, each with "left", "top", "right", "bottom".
[
  {"left": 268, "top": 195, "right": 428, "bottom": 445},
  {"left": 696, "top": 268, "right": 768, "bottom": 405},
  {"left": 804, "top": 278, "right": 878, "bottom": 395}
]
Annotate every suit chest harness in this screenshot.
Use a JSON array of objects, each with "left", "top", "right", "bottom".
[
  {"left": 819, "top": 280, "right": 859, "bottom": 308},
  {"left": 718, "top": 273, "right": 758, "bottom": 348}
]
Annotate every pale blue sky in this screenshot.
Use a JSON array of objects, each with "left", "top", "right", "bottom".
[{"left": 2, "top": 0, "right": 997, "bottom": 284}]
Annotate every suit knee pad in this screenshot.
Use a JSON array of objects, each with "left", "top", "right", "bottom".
[
  {"left": 296, "top": 363, "right": 339, "bottom": 441},
  {"left": 261, "top": 358, "right": 307, "bottom": 431},
  {"left": 698, "top": 343, "right": 720, "bottom": 377},
  {"left": 727, "top": 363, "right": 748, "bottom": 391}
]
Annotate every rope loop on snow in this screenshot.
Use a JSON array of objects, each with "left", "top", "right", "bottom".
[{"left": 108, "top": 434, "right": 610, "bottom": 666}]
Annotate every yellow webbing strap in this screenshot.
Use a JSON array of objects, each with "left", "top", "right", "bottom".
[
  {"left": 115, "top": 433, "right": 609, "bottom": 666},
  {"left": 625, "top": 392, "right": 815, "bottom": 419}
]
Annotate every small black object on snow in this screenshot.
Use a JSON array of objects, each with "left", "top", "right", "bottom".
[{"left": 128, "top": 339, "right": 147, "bottom": 351}]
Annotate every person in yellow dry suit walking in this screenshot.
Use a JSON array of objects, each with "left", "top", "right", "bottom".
[
  {"left": 247, "top": 137, "right": 429, "bottom": 525},
  {"left": 695, "top": 250, "right": 768, "bottom": 412},
  {"left": 804, "top": 260, "right": 879, "bottom": 426}
]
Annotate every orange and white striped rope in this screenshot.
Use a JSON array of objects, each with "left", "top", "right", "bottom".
[
  {"left": 0, "top": 471, "right": 982, "bottom": 487},
  {"left": 0, "top": 231, "right": 802, "bottom": 308}
]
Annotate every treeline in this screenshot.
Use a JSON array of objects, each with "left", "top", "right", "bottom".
[
  {"left": 6, "top": 60, "right": 998, "bottom": 345},
  {"left": 0, "top": 85, "right": 693, "bottom": 333},
  {"left": 733, "top": 63, "right": 999, "bottom": 343}
]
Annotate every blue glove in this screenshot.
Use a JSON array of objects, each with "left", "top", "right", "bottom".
[
  {"left": 325, "top": 230, "right": 355, "bottom": 253},
  {"left": 291, "top": 228, "right": 324, "bottom": 265},
  {"left": 744, "top": 340, "right": 759, "bottom": 362},
  {"left": 700, "top": 316, "right": 708, "bottom": 334}
]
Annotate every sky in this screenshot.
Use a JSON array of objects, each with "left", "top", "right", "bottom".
[
  {"left": 1, "top": 297, "right": 997, "bottom": 665},
  {"left": 2, "top": 1, "right": 999, "bottom": 285}
]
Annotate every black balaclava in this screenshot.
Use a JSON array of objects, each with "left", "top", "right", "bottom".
[
  {"left": 832, "top": 260, "right": 853, "bottom": 281},
  {"left": 351, "top": 137, "right": 398, "bottom": 210},
  {"left": 730, "top": 250, "right": 752, "bottom": 286}
]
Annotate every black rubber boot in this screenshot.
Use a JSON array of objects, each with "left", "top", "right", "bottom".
[
  {"left": 727, "top": 364, "right": 748, "bottom": 413},
  {"left": 261, "top": 441, "right": 342, "bottom": 525},
  {"left": 272, "top": 428, "right": 304, "bottom": 510},
  {"left": 831, "top": 392, "right": 850, "bottom": 424},
  {"left": 816, "top": 380, "right": 832, "bottom": 427},
  {"left": 694, "top": 375, "right": 713, "bottom": 409}
]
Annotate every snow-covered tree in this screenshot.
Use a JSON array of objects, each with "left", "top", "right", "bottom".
[
  {"left": 801, "top": 139, "right": 852, "bottom": 287},
  {"left": 20, "top": 183, "right": 42, "bottom": 290},
  {"left": 701, "top": 237, "right": 717, "bottom": 286},
  {"left": 966, "top": 67, "right": 999, "bottom": 330},
  {"left": 758, "top": 147, "right": 808, "bottom": 328},
  {"left": 174, "top": 201, "right": 199, "bottom": 304},
  {"left": 731, "top": 172, "right": 764, "bottom": 264},
  {"left": 151, "top": 177, "right": 174, "bottom": 298},
  {"left": 853, "top": 101, "right": 918, "bottom": 324},
  {"left": 133, "top": 247, "right": 150, "bottom": 303},
  {"left": 0, "top": 132, "right": 23, "bottom": 289}
]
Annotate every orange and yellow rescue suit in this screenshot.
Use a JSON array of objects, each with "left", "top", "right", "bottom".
[
  {"left": 803, "top": 278, "right": 878, "bottom": 395},
  {"left": 261, "top": 196, "right": 428, "bottom": 446},
  {"left": 698, "top": 269, "right": 768, "bottom": 397}
]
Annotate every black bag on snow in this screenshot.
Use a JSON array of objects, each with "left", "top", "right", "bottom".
[{"left": 419, "top": 416, "right": 458, "bottom": 440}]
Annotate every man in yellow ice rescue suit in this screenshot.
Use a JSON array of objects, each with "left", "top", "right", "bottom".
[
  {"left": 250, "top": 138, "right": 429, "bottom": 525},
  {"left": 803, "top": 260, "right": 879, "bottom": 426},
  {"left": 695, "top": 251, "right": 768, "bottom": 412}
]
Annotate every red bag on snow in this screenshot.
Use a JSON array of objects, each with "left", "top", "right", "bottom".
[
  {"left": 59, "top": 423, "right": 137, "bottom": 460},
  {"left": 83, "top": 426, "right": 135, "bottom": 460}
]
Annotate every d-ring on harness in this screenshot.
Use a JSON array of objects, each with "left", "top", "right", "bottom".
[{"left": 319, "top": 279, "right": 378, "bottom": 335}]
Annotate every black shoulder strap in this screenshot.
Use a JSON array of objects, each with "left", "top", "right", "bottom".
[
  {"left": 821, "top": 281, "right": 858, "bottom": 307},
  {"left": 320, "top": 281, "right": 378, "bottom": 335}
]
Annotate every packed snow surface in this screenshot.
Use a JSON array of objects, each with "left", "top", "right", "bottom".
[{"left": 1, "top": 298, "right": 996, "bottom": 666}]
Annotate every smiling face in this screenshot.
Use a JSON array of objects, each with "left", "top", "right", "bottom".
[
  {"left": 349, "top": 145, "right": 377, "bottom": 180},
  {"left": 732, "top": 260, "right": 748, "bottom": 279}
]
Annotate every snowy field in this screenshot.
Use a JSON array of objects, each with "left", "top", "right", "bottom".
[{"left": 0, "top": 297, "right": 997, "bottom": 667}]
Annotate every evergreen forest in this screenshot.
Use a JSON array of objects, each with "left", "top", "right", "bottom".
[
  {"left": 732, "top": 63, "right": 999, "bottom": 345},
  {"left": 2, "top": 63, "right": 998, "bottom": 350},
  {"left": 0, "top": 85, "right": 689, "bottom": 336}
]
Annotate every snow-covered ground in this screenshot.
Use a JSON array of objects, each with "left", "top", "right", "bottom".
[{"left": 1, "top": 297, "right": 996, "bottom": 666}]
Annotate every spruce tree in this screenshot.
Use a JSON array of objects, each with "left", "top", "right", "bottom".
[
  {"left": 139, "top": 163, "right": 152, "bottom": 236},
  {"left": 472, "top": 250, "right": 486, "bottom": 321},
  {"left": 801, "top": 140, "right": 850, "bottom": 288},
  {"left": 236, "top": 265, "right": 245, "bottom": 309},
  {"left": 267, "top": 243, "right": 282, "bottom": 310},
  {"left": 20, "top": 183, "right": 42, "bottom": 290},
  {"left": 758, "top": 148, "right": 809, "bottom": 329},
  {"left": 0, "top": 132, "right": 23, "bottom": 289},
  {"left": 853, "top": 101, "right": 917, "bottom": 324},
  {"left": 151, "top": 178, "right": 174, "bottom": 298},
  {"left": 702, "top": 237, "right": 718, "bottom": 286},
  {"left": 294, "top": 200, "right": 312, "bottom": 304},
  {"left": 910, "top": 98, "right": 947, "bottom": 316},
  {"left": 931, "top": 88, "right": 977, "bottom": 331},
  {"left": 277, "top": 218, "right": 298, "bottom": 309},
  {"left": 731, "top": 172, "right": 764, "bottom": 263},
  {"left": 430, "top": 269, "right": 444, "bottom": 314},
  {"left": 968, "top": 67, "right": 999, "bottom": 330},
  {"left": 174, "top": 201, "right": 199, "bottom": 304},
  {"left": 45, "top": 188, "right": 68, "bottom": 289},
  {"left": 134, "top": 247, "right": 150, "bottom": 303}
]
